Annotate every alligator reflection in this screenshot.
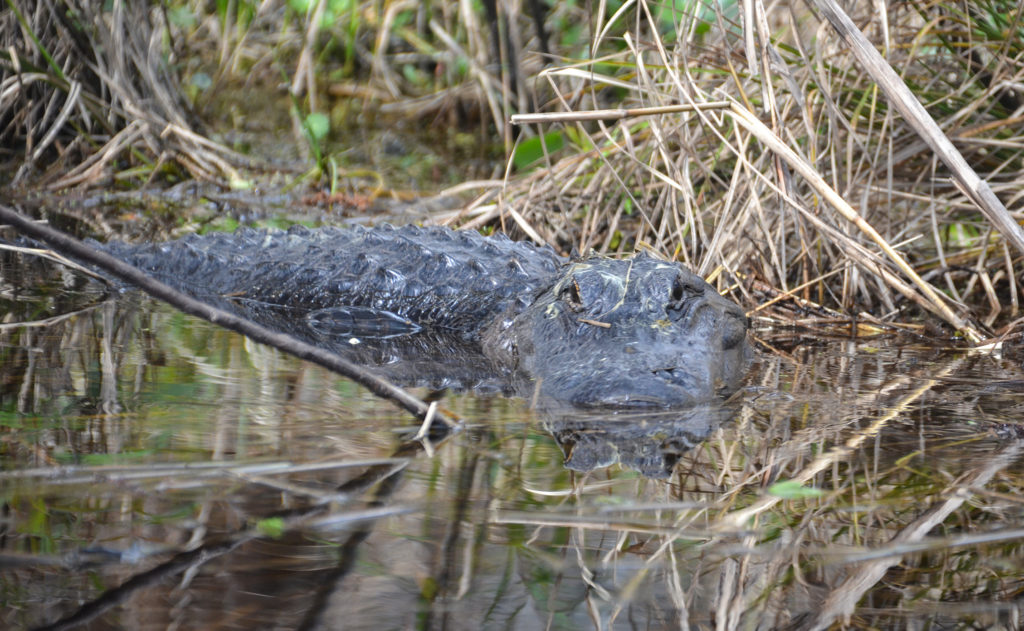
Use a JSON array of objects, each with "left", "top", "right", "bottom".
[{"left": 542, "top": 403, "right": 736, "bottom": 478}]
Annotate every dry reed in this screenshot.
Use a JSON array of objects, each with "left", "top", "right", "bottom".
[
  {"left": 493, "top": 0, "right": 1024, "bottom": 342},
  {"left": 0, "top": 1, "right": 245, "bottom": 188}
]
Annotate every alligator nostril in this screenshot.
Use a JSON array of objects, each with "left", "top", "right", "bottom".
[
  {"left": 727, "top": 304, "right": 747, "bottom": 322},
  {"left": 721, "top": 314, "right": 748, "bottom": 350},
  {"left": 726, "top": 305, "right": 749, "bottom": 331}
]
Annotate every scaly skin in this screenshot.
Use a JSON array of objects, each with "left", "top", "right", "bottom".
[{"left": 98, "top": 224, "right": 749, "bottom": 407}]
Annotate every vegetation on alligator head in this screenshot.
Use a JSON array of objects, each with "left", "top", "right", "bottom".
[{"left": 98, "top": 224, "right": 749, "bottom": 407}]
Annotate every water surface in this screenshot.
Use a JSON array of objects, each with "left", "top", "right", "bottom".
[{"left": 2, "top": 263, "right": 1024, "bottom": 630}]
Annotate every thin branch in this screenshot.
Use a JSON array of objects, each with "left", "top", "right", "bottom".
[{"left": 0, "top": 204, "right": 458, "bottom": 428}]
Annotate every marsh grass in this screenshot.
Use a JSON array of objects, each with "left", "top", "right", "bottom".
[
  {"left": 3, "top": 1, "right": 1024, "bottom": 333},
  {"left": 0, "top": 1, "right": 250, "bottom": 189},
  {"left": 492, "top": 1, "right": 1024, "bottom": 341}
]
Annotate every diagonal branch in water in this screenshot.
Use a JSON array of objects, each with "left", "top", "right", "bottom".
[
  {"left": 0, "top": 204, "right": 457, "bottom": 428},
  {"left": 29, "top": 439, "right": 429, "bottom": 631}
]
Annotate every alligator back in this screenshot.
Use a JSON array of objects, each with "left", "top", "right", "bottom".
[
  {"left": 96, "top": 223, "right": 749, "bottom": 408},
  {"left": 98, "top": 224, "right": 564, "bottom": 338}
]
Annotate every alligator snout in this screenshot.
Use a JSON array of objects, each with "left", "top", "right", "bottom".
[{"left": 720, "top": 305, "right": 748, "bottom": 350}]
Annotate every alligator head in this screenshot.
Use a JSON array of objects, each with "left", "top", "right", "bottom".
[{"left": 485, "top": 253, "right": 749, "bottom": 407}]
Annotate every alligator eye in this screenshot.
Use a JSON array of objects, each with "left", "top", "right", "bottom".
[
  {"left": 670, "top": 276, "right": 686, "bottom": 303},
  {"left": 559, "top": 277, "right": 584, "bottom": 312},
  {"left": 669, "top": 274, "right": 704, "bottom": 312}
]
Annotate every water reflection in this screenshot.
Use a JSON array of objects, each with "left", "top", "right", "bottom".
[
  {"left": 542, "top": 404, "right": 736, "bottom": 478},
  {"left": 3, "top": 258, "right": 1024, "bottom": 629}
]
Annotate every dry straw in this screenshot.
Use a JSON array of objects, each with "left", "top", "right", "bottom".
[
  {"left": 498, "top": 0, "right": 1024, "bottom": 344},
  {"left": 1, "top": 1, "right": 244, "bottom": 187}
]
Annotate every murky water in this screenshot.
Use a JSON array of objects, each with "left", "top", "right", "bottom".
[{"left": 3, "top": 257, "right": 1024, "bottom": 630}]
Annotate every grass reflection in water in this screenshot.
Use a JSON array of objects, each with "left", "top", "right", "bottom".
[{"left": 2, "top": 295, "right": 1024, "bottom": 630}]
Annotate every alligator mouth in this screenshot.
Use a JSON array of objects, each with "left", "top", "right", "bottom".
[
  {"left": 567, "top": 370, "right": 700, "bottom": 408},
  {"left": 581, "top": 392, "right": 682, "bottom": 408}
]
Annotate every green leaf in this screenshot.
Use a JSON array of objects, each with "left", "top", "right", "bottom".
[
  {"left": 189, "top": 72, "right": 212, "bottom": 91},
  {"left": 167, "top": 6, "right": 197, "bottom": 29},
  {"left": 564, "top": 126, "right": 594, "bottom": 151},
  {"left": 767, "top": 480, "right": 824, "bottom": 499},
  {"left": 512, "top": 131, "right": 565, "bottom": 170},
  {"left": 401, "top": 63, "right": 426, "bottom": 86},
  {"left": 256, "top": 517, "right": 286, "bottom": 538},
  {"left": 303, "top": 112, "right": 330, "bottom": 141},
  {"left": 201, "top": 216, "right": 240, "bottom": 235}
]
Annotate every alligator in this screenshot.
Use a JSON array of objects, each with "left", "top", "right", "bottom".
[{"left": 96, "top": 223, "right": 749, "bottom": 407}]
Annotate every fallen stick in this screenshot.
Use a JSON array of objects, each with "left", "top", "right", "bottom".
[{"left": 0, "top": 204, "right": 458, "bottom": 429}]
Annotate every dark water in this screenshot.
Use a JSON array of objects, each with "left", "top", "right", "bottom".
[{"left": 3, "top": 260, "right": 1024, "bottom": 630}]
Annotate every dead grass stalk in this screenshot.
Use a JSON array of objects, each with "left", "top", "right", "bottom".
[{"left": 497, "top": 0, "right": 1024, "bottom": 340}]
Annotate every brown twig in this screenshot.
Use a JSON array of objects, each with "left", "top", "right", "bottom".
[{"left": 0, "top": 204, "right": 457, "bottom": 428}]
